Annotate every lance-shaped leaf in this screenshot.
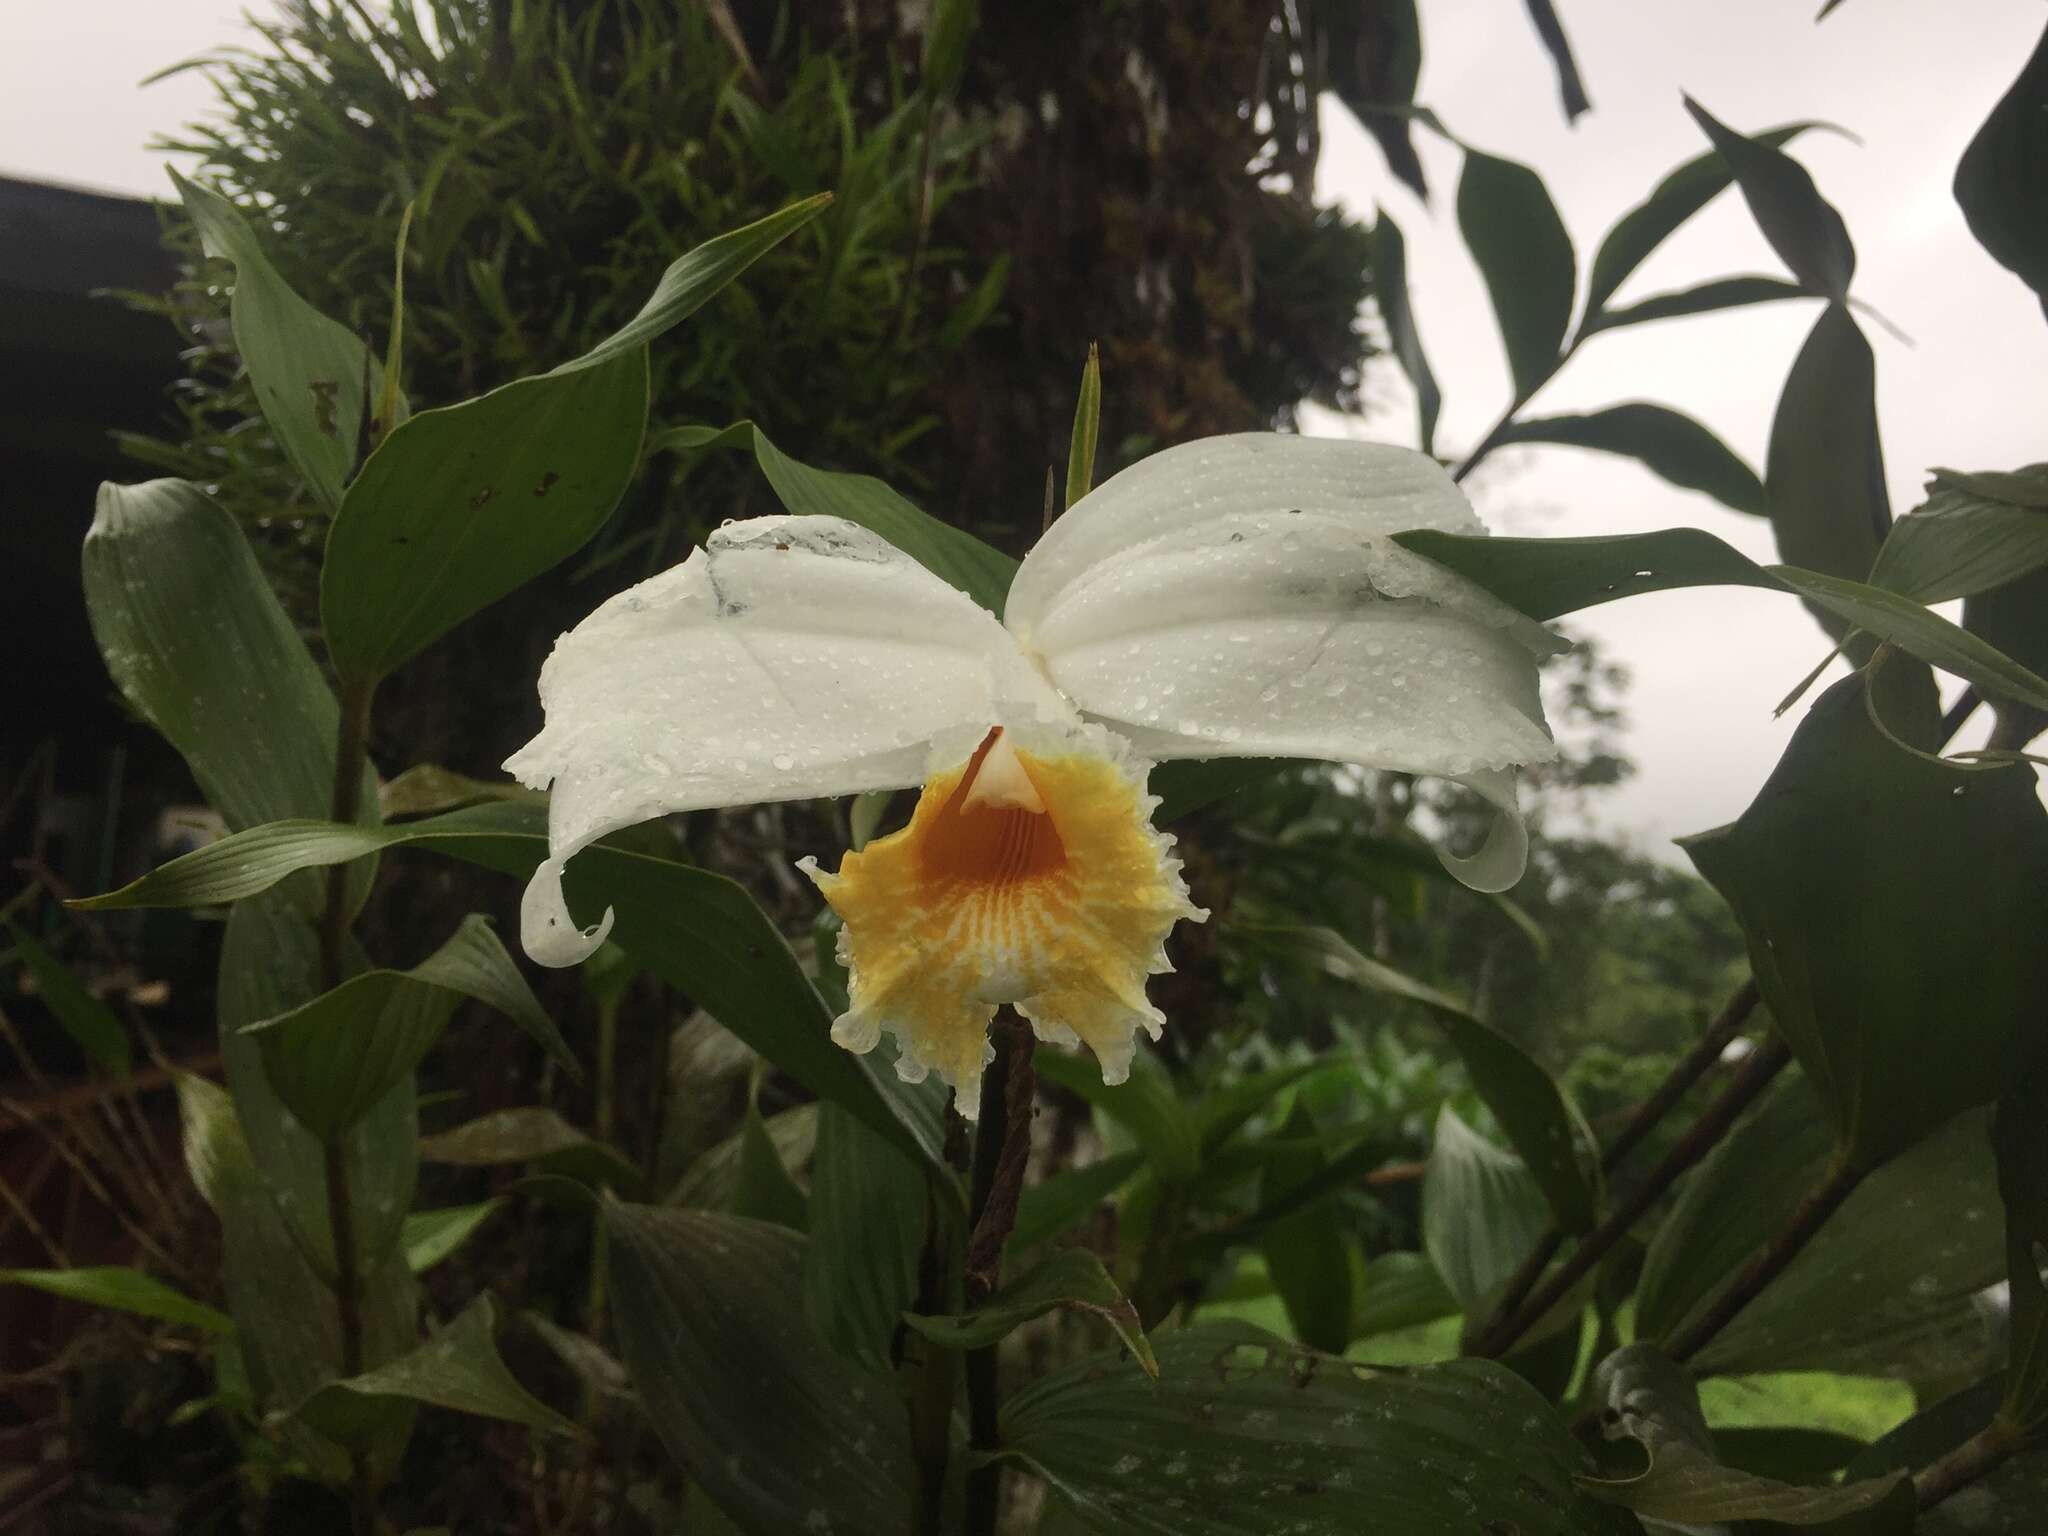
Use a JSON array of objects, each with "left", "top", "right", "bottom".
[
  {"left": 1522, "top": 0, "right": 1589, "bottom": 121},
  {"left": 1459, "top": 149, "right": 1576, "bottom": 400},
  {"left": 1870, "top": 466, "right": 2048, "bottom": 604},
  {"left": 320, "top": 195, "right": 830, "bottom": 681},
  {"left": 1256, "top": 1100, "right": 1353, "bottom": 1354},
  {"left": 605, "top": 1204, "right": 916, "bottom": 1536},
  {"left": 1372, "top": 211, "right": 1442, "bottom": 455},
  {"left": 1498, "top": 402, "right": 1765, "bottom": 515},
  {"left": 7, "top": 925, "right": 128, "bottom": 1075},
  {"left": 1683, "top": 665, "right": 2048, "bottom": 1168},
  {"left": 1035, "top": 1044, "right": 1199, "bottom": 1185},
  {"left": 81, "top": 479, "right": 377, "bottom": 916},
  {"left": 1243, "top": 922, "right": 1597, "bottom": 1231},
  {"left": 168, "top": 170, "right": 383, "bottom": 512},
  {"left": 1995, "top": 1068, "right": 2048, "bottom": 1436},
  {"left": 1393, "top": 526, "right": 2048, "bottom": 712},
  {"left": 1580, "top": 1343, "right": 1910, "bottom": 1525},
  {"left": 1581, "top": 272, "right": 1810, "bottom": 336},
  {"left": 419, "top": 1107, "right": 641, "bottom": 1193},
  {"left": 293, "top": 1295, "right": 582, "bottom": 1447},
  {"left": 246, "top": 914, "right": 564, "bottom": 1139},
  {"left": 1353, "top": 1250, "right": 1460, "bottom": 1340},
  {"left": 1684, "top": 97, "right": 1855, "bottom": 301},
  {"left": 1323, "top": 0, "right": 1427, "bottom": 199},
  {"left": 803, "top": 1102, "right": 926, "bottom": 1372},
  {"left": 1585, "top": 124, "right": 1824, "bottom": 317},
  {"left": 904, "top": 1247, "right": 1155, "bottom": 1376},
  {"left": 1955, "top": 18, "right": 2048, "bottom": 313},
  {"left": 0, "top": 1266, "right": 233, "bottom": 1335},
  {"left": 1848, "top": 1375, "right": 2048, "bottom": 1533},
  {"left": 1422, "top": 1104, "right": 1552, "bottom": 1313},
  {"left": 1065, "top": 342, "right": 1101, "bottom": 509},
  {"left": 1011, "top": 1151, "right": 1143, "bottom": 1252},
  {"left": 400, "top": 1202, "right": 503, "bottom": 1276},
  {"left": 998, "top": 1322, "right": 1638, "bottom": 1535}
]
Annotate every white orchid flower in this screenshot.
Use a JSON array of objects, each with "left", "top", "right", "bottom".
[{"left": 506, "top": 433, "right": 1561, "bottom": 1106}]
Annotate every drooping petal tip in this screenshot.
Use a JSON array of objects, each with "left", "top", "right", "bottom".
[{"left": 519, "top": 857, "right": 615, "bottom": 968}]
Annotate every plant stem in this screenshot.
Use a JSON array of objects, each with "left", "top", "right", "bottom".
[
  {"left": 1476, "top": 1029, "right": 1791, "bottom": 1359},
  {"left": 1914, "top": 1417, "right": 2028, "bottom": 1511},
  {"left": 319, "top": 676, "right": 378, "bottom": 1536},
  {"left": 1666, "top": 1144, "right": 1865, "bottom": 1365},
  {"left": 907, "top": 1185, "right": 957, "bottom": 1536},
  {"left": 1472, "top": 980, "right": 1765, "bottom": 1356},
  {"left": 962, "top": 1014, "right": 1036, "bottom": 1536}
]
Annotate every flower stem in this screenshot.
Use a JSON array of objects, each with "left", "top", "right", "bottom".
[{"left": 1914, "top": 1416, "right": 2029, "bottom": 1511}]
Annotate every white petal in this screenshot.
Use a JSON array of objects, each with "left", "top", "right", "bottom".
[
  {"left": 1006, "top": 433, "right": 1560, "bottom": 888},
  {"left": 1437, "top": 768, "right": 1531, "bottom": 895},
  {"left": 505, "top": 514, "right": 1069, "bottom": 965}
]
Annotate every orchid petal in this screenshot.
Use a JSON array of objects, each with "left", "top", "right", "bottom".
[
  {"left": 1006, "top": 434, "right": 1560, "bottom": 889},
  {"left": 505, "top": 515, "right": 1070, "bottom": 965}
]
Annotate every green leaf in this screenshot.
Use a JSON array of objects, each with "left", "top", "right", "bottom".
[
  {"left": 167, "top": 170, "right": 380, "bottom": 513},
  {"left": 1458, "top": 149, "right": 1577, "bottom": 401},
  {"left": 1712, "top": 1425, "right": 1870, "bottom": 1484},
  {"left": 1324, "top": 1, "right": 1427, "bottom": 199},
  {"left": 1683, "top": 666, "right": 2048, "bottom": 1166},
  {"left": 1148, "top": 757, "right": 1303, "bottom": 824},
  {"left": 605, "top": 1204, "right": 916, "bottom": 1536},
  {"left": 379, "top": 762, "right": 542, "bottom": 820},
  {"left": 1870, "top": 468, "right": 2048, "bottom": 603},
  {"left": 1994, "top": 1069, "right": 2048, "bottom": 1435},
  {"left": 1499, "top": 401, "right": 1765, "bottom": 515},
  {"left": 730, "top": 1099, "right": 808, "bottom": 1230},
  {"left": 1422, "top": 1104, "right": 1552, "bottom": 1313},
  {"left": 1955, "top": 18, "right": 2048, "bottom": 314},
  {"left": 244, "top": 914, "right": 561, "bottom": 1139},
  {"left": 7, "top": 925, "right": 128, "bottom": 1074},
  {"left": 293, "top": 1295, "right": 582, "bottom": 1446},
  {"left": 999, "top": 1322, "right": 1637, "bottom": 1535},
  {"left": 1585, "top": 124, "right": 1824, "bottom": 316},
  {"left": 1372, "top": 210, "right": 1442, "bottom": 454},
  {"left": 1847, "top": 1375, "right": 2048, "bottom": 1534},
  {"left": 1065, "top": 342, "right": 1101, "bottom": 509},
  {"left": 1522, "top": 0, "right": 1589, "bottom": 121},
  {"left": 400, "top": 1202, "right": 502, "bottom": 1275},
  {"left": 904, "top": 1247, "right": 1154, "bottom": 1375},
  {"left": 319, "top": 195, "right": 829, "bottom": 681},
  {"left": 671, "top": 1103, "right": 816, "bottom": 1211},
  {"left": 74, "top": 801, "right": 946, "bottom": 1181},
  {"left": 1766, "top": 305, "right": 1891, "bottom": 639},
  {"left": 81, "top": 479, "right": 376, "bottom": 916},
  {"left": 0, "top": 1266, "right": 233, "bottom": 1335},
  {"left": 1583, "top": 272, "right": 1811, "bottom": 336},
  {"left": 1580, "top": 1342, "right": 1908, "bottom": 1524},
  {"left": 803, "top": 1102, "right": 926, "bottom": 1372},
  {"left": 1035, "top": 1045, "right": 1199, "bottom": 1185},
  {"left": 418, "top": 1107, "right": 641, "bottom": 1193},
  {"left": 1352, "top": 1250, "right": 1461, "bottom": 1340},
  {"left": 1241, "top": 922, "right": 1597, "bottom": 1231},
  {"left": 1684, "top": 97, "right": 1855, "bottom": 300},
  {"left": 1011, "top": 1151, "right": 1143, "bottom": 1252},
  {"left": 1257, "top": 1101, "right": 1353, "bottom": 1354},
  {"left": 177, "top": 1075, "right": 416, "bottom": 1483},
  {"left": 921, "top": 0, "right": 979, "bottom": 98}
]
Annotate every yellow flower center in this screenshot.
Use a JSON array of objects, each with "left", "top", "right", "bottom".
[{"left": 803, "top": 726, "right": 1204, "bottom": 1107}]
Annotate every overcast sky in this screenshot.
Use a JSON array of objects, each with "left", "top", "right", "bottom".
[{"left": 6, "top": 1, "right": 2044, "bottom": 858}]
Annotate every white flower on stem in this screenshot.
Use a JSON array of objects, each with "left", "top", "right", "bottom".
[{"left": 506, "top": 434, "right": 1560, "bottom": 1107}]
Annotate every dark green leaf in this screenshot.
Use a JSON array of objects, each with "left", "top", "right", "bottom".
[
  {"left": 167, "top": 170, "right": 380, "bottom": 512},
  {"left": 1011, "top": 1152, "right": 1143, "bottom": 1252},
  {"left": 1685, "top": 96, "right": 1855, "bottom": 300},
  {"left": 803, "top": 1102, "right": 925, "bottom": 1371},
  {"left": 1766, "top": 305, "right": 1890, "bottom": 639},
  {"left": 1323, "top": 0, "right": 1427, "bottom": 199},
  {"left": 921, "top": 0, "right": 978, "bottom": 99},
  {"left": 1522, "top": 0, "right": 1590, "bottom": 120},
  {"left": 670, "top": 1103, "right": 815, "bottom": 1211},
  {"left": 1352, "top": 1250, "right": 1460, "bottom": 1339},
  {"left": 1499, "top": 401, "right": 1765, "bottom": 515},
  {"left": 81, "top": 479, "right": 376, "bottom": 916},
  {"left": 1583, "top": 272, "right": 1810, "bottom": 336},
  {"left": 730, "top": 1099, "right": 808, "bottom": 1230},
  {"left": 605, "top": 1204, "right": 916, "bottom": 1536},
  {"left": 0, "top": 1266, "right": 232, "bottom": 1335},
  {"left": 400, "top": 1202, "right": 502, "bottom": 1275},
  {"left": 1035, "top": 1045, "right": 1199, "bottom": 1184},
  {"left": 905, "top": 1247, "right": 1154, "bottom": 1374},
  {"left": 1149, "top": 758, "right": 1303, "bottom": 824},
  {"left": 419, "top": 1107, "right": 641, "bottom": 1193},
  {"left": 1586, "top": 124, "right": 1823, "bottom": 316},
  {"left": 7, "top": 926, "right": 128, "bottom": 1074},
  {"left": 1458, "top": 150, "right": 1577, "bottom": 400},
  {"left": 1372, "top": 211, "right": 1441, "bottom": 455},
  {"left": 999, "top": 1322, "right": 1637, "bottom": 1535},
  {"left": 1713, "top": 1426, "right": 1869, "bottom": 1484},
  {"left": 1422, "top": 1105, "right": 1552, "bottom": 1312},
  {"left": 245, "top": 915, "right": 559, "bottom": 1138},
  {"left": 1995, "top": 1069, "right": 2048, "bottom": 1434},
  {"left": 1871, "top": 470, "right": 2048, "bottom": 603},
  {"left": 1257, "top": 1101, "right": 1353, "bottom": 1353},
  {"left": 294, "top": 1295, "right": 582, "bottom": 1446},
  {"left": 1683, "top": 666, "right": 2048, "bottom": 1166},
  {"left": 1065, "top": 342, "right": 1101, "bottom": 509},
  {"left": 1848, "top": 1375, "right": 2048, "bottom": 1535},
  {"left": 1955, "top": 20, "right": 2048, "bottom": 313},
  {"left": 1967, "top": 564, "right": 2048, "bottom": 734}
]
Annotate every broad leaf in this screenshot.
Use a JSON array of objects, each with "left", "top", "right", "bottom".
[
  {"left": 7, "top": 925, "right": 128, "bottom": 1074},
  {"left": 1458, "top": 150, "right": 1576, "bottom": 400},
  {"left": 1581, "top": 273, "right": 1809, "bottom": 336},
  {"left": 1372, "top": 211, "right": 1441, "bottom": 454},
  {"left": 1685, "top": 97, "right": 1854, "bottom": 300},
  {"left": 999, "top": 1322, "right": 1637, "bottom": 1535},
  {"left": 1011, "top": 1152, "right": 1144, "bottom": 1252},
  {"left": 1870, "top": 468, "right": 2048, "bottom": 603},
  {"left": 245, "top": 914, "right": 562, "bottom": 1139},
  {"left": 803, "top": 1102, "right": 926, "bottom": 1372},
  {"left": 320, "top": 195, "right": 829, "bottom": 681},
  {"left": 81, "top": 478, "right": 376, "bottom": 916},
  {"left": 904, "top": 1247, "right": 1155, "bottom": 1375},
  {"left": 400, "top": 1202, "right": 502, "bottom": 1275},
  {"left": 1955, "top": 19, "right": 2048, "bottom": 314},
  {"left": 1499, "top": 401, "right": 1765, "bottom": 515},
  {"left": 1257, "top": 1101, "right": 1353, "bottom": 1353},
  {"left": 1352, "top": 1249, "right": 1460, "bottom": 1339},
  {"left": 418, "top": 1107, "right": 641, "bottom": 1193},
  {"left": 294, "top": 1295, "right": 582, "bottom": 1446},
  {"left": 0, "top": 1266, "right": 232, "bottom": 1335},
  {"left": 1683, "top": 667, "right": 2048, "bottom": 1166},
  {"left": 729, "top": 1098, "right": 808, "bottom": 1230},
  {"left": 1848, "top": 1375, "right": 2048, "bottom": 1535},
  {"left": 605, "top": 1204, "right": 916, "bottom": 1536},
  {"left": 1585, "top": 124, "right": 1821, "bottom": 315},
  {"left": 1422, "top": 1104, "right": 1552, "bottom": 1313},
  {"left": 670, "top": 1103, "right": 816, "bottom": 1210},
  {"left": 1149, "top": 757, "right": 1302, "bottom": 824},
  {"left": 168, "top": 170, "right": 380, "bottom": 512},
  {"left": 1036, "top": 1044, "right": 1199, "bottom": 1185}
]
